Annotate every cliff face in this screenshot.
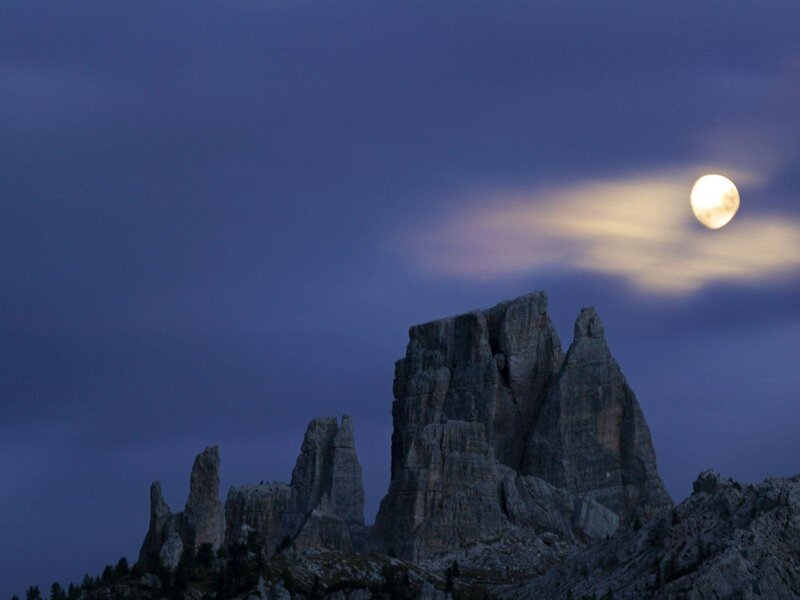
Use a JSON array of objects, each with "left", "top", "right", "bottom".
[
  {"left": 527, "top": 308, "right": 672, "bottom": 521},
  {"left": 373, "top": 420, "right": 508, "bottom": 560},
  {"left": 224, "top": 482, "right": 289, "bottom": 552},
  {"left": 138, "top": 482, "right": 181, "bottom": 568},
  {"left": 389, "top": 292, "right": 562, "bottom": 476},
  {"left": 510, "top": 471, "right": 800, "bottom": 599},
  {"left": 374, "top": 291, "right": 671, "bottom": 559},
  {"left": 283, "top": 415, "right": 366, "bottom": 552},
  {"left": 181, "top": 446, "right": 225, "bottom": 550}
]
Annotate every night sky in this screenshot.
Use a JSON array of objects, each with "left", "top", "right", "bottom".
[{"left": 3, "top": 2, "right": 800, "bottom": 596}]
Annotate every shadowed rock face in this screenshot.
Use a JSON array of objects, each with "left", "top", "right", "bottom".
[
  {"left": 527, "top": 308, "right": 672, "bottom": 521},
  {"left": 181, "top": 445, "right": 225, "bottom": 549},
  {"left": 510, "top": 471, "right": 800, "bottom": 599},
  {"left": 375, "top": 293, "right": 670, "bottom": 559},
  {"left": 224, "top": 482, "right": 289, "bottom": 551},
  {"left": 140, "top": 416, "right": 367, "bottom": 565},
  {"left": 283, "top": 415, "right": 366, "bottom": 552},
  {"left": 138, "top": 482, "right": 176, "bottom": 565},
  {"left": 390, "top": 292, "right": 563, "bottom": 478},
  {"left": 139, "top": 447, "right": 225, "bottom": 568}
]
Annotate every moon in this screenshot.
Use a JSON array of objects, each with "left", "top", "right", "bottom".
[{"left": 690, "top": 174, "right": 740, "bottom": 229}]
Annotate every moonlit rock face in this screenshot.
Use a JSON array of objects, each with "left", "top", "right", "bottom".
[{"left": 690, "top": 174, "right": 740, "bottom": 229}]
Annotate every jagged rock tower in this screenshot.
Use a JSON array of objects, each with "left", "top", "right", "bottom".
[
  {"left": 142, "top": 416, "right": 365, "bottom": 567},
  {"left": 281, "top": 415, "right": 366, "bottom": 552},
  {"left": 374, "top": 292, "right": 671, "bottom": 560},
  {"left": 527, "top": 308, "right": 670, "bottom": 520},
  {"left": 139, "top": 446, "right": 225, "bottom": 568}
]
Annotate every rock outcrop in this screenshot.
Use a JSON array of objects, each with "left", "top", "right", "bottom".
[
  {"left": 509, "top": 471, "right": 800, "bottom": 599},
  {"left": 224, "top": 482, "right": 290, "bottom": 551},
  {"left": 139, "top": 482, "right": 181, "bottom": 567},
  {"left": 375, "top": 292, "right": 670, "bottom": 560},
  {"left": 283, "top": 415, "right": 366, "bottom": 552},
  {"left": 527, "top": 308, "right": 672, "bottom": 521},
  {"left": 139, "top": 446, "right": 225, "bottom": 568},
  {"left": 571, "top": 495, "right": 620, "bottom": 540},
  {"left": 140, "top": 416, "right": 365, "bottom": 566},
  {"left": 500, "top": 473, "right": 576, "bottom": 539},
  {"left": 181, "top": 445, "right": 225, "bottom": 549}
]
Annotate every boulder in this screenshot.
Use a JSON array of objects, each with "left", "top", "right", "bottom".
[
  {"left": 501, "top": 473, "right": 575, "bottom": 538},
  {"left": 571, "top": 496, "right": 620, "bottom": 540}
]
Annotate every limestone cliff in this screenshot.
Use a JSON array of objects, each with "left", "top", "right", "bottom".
[
  {"left": 283, "top": 415, "right": 366, "bottom": 552},
  {"left": 526, "top": 308, "right": 672, "bottom": 521},
  {"left": 390, "top": 292, "right": 563, "bottom": 476},
  {"left": 224, "top": 482, "right": 289, "bottom": 551},
  {"left": 375, "top": 292, "right": 671, "bottom": 559},
  {"left": 373, "top": 420, "right": 507, "bottom": 560}
]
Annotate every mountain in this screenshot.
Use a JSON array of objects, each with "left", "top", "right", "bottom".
[{"left": 23, "top": 291, "right": 799, "bottom": 600}]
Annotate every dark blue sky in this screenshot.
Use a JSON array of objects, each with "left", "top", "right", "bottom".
[{"left": 2, "top": 2, "right": 800, "bottom": 596}]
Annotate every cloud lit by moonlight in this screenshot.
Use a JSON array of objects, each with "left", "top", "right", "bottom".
[{"left": 404, "top": 172, "right": 800, "bottom": 294}]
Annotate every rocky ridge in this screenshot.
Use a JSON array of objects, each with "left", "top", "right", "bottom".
[
  {"left": 86, "top": 290, "right": 796, "bottom": 600},
  {"left": 505, "top": 470, "right": 800, "bottom": 599},
  {"left": 141, "top": 416, "right": 365, "bottom": 567}
]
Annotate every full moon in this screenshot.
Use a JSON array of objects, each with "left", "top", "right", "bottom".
[{"left": 690, "top": 174, "right": 740, "bottom": 229}]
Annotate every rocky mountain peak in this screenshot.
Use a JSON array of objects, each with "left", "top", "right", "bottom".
[
  {"left": 284, "top": 415, "right": 365, "bottom": 552},
  {"left": 186, "top": 446, "right": 220, "bottom": 511},
  {"left": 692, "top": 469, "right": 733, "bottom": 495},
  {"left": 149, "top": 481, "right": 171, "bottom": 523},
  {"left": 573, "top": 306, "right": 605, "bottom": 340},
  {"left": 378, "top": 291, "right": 671, "bottom": 560},
  {"left": 527, "top": 307, "right": 672, "bottom": 521},
  {"left": 182, "top": 445, "right": 225, "bottom": 550},
  {"left": 142, "top": 416, "right": 366, "bottom": 567}
]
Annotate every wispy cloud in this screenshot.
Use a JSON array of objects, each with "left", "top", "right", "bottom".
[{"left": 404, "top": 171, "right": 800, "bottom": 294}]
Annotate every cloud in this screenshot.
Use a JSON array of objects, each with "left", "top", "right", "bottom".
[{"left": 404, "top": 171, "right": 800, "bottom": 295}]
